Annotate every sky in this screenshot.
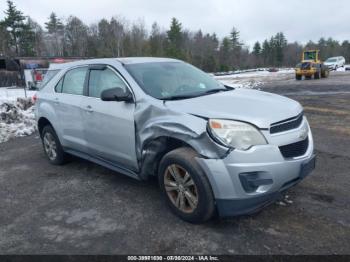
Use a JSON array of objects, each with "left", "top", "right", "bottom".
[{"left": 0, "top": 0, "right": 349, "bottom": 48}]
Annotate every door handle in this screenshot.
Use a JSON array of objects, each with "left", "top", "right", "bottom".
[{"left": 86, "top": 105, "right": 93, "bottom": 113}]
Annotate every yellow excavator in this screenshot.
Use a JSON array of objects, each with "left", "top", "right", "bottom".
[{"left": 295, "top": 50, "right": 329, "bottom": 80}]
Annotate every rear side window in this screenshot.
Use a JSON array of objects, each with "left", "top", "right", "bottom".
[
  {"left": 62, "top": 67, "right": 88, "bottom": 95},
  {"left": 88, "top": 67, "right": 127, "bottom": 98}
]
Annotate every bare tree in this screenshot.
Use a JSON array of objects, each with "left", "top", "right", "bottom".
[{"left": 64, "top": 16, "right": 88, "bottom": 56}]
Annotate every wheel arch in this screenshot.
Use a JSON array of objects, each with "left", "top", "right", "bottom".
[
  {"left": 38, "top": 117, "right": 53, "bottom": 137},
  {"left": 138, "top": 136, "right": 201, "bottom": 180}
]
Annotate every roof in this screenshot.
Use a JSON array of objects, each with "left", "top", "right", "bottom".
[
  {"left": 116, "top": 57, "right": 180, "bottom": 64},
  {"left": 47, "top": 57, "right": 181, "bottom": 70}
]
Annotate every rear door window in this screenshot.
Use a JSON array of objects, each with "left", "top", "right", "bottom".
[
  {"left": 88, "top": 67, "right": 127, "bottom": 98},
  {"left": 62, "top": 67, "right": 88, "bottom": 95}
]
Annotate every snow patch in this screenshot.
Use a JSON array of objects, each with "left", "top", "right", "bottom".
[
  {"left": 0, "top": 88, "right": 36, "bottom": 143},
  {"left": 214, "top": 68, "right": 294, "bottom": 89}
]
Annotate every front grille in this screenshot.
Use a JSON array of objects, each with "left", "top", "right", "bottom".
[
  {"left": 270, "top": 113, "right": 303, "bottom": 134},
  {"left": 279, "top": 138, "right": 309, "bottom": 158}
]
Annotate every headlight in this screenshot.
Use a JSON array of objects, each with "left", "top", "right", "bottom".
[{"left": 208, "top": 119, "right": 267, "bottom": 150}]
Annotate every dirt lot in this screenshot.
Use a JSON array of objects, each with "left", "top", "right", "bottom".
[{"left": 0, "top": 71, "right": 349, "bottom": 254}]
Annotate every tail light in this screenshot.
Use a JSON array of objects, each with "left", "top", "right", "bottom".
[{"left": 32, "top": 93, "right": 37, "bottom": 104}]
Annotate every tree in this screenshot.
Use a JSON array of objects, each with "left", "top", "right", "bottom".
[
  {"left": 219, "top": 37, "right": 231, "bottom": 71},
  {"left": 20, "top": 17, "right": 45, "bottom": 56},
  {"left": 0, "top": 21, "right": 10, "bottom": 56},
  {"left": 253, "top": 41, "right": 261, "bottom": 56},
  {"left": 1, "top": 0, "right": 26, "bottom": 55},
  {"left": 166, "top": 18, "right": 184, "bottom": 59},
  {"left": 342, "top": 40, "right": 350, "bottom": 63},
  {"left": 64, "top": 16, "right": 88, "bottom": 56},
  {"left": 44, "top": 12, "right": 64, "bottom": 56},
  {"left": 230, "top": 26, "right": 242, "bottom": 49},
  {"left": 45, "top": 12, "right": 64, "bottom": 34},
  {"left": 274, "top": 32, "right": 287, "bottom": 66},
  {"left": 149, "top": 22, "right": 166, "bottom": 57},
  {"left": 229, "top": 26, "right": 242, "bottom": 68},
  {"left": 261, "top": 40, "right": 270, "bottom": 66},
  {"left": 252, "top": 41, "right": 262, "bottom": 67},
  {"left": 130, "top": 20, "right": 147, "bottom": 56}
]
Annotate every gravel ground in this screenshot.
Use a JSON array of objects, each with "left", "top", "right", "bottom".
[{"left": 0, "top": 71, "right": 349, "bottom": 254}]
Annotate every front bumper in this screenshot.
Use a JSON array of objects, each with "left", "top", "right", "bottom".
[
  {"left": 196, "top": 118, "right": 315, "bottom": 217},
  {"left": 216, "top": 154, "right": 315, "bottom": 216}
]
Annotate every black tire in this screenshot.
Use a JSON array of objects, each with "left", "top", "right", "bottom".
[
  {"left": 158, "top": 147, "right": 215, "bottom": 223},
  {"left": 41, "top": 125, "right": 68, "bottom": 165},
  {"left": 295, "top": 74, "right": 302, "bottom": 80},
  {"left": 305, "top": 75, "right": 312, "bottom": 80},
  {"left": 314, "top": 70, "right": 321, "bottom": 79}
]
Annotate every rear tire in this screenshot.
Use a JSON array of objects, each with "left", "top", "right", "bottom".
[
  {"left": 41, "top": 125, "right": 68, "bottom": 165},
  {"left": 295, "top": 74, "right": 302, "bottom": 80},
  {"left": 158, "top": 147, "right": 215, "bottom": 223}
]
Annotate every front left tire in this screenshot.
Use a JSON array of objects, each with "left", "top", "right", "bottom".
[{"left": 158, "top": 147, "right": 216, "bottom": 223}]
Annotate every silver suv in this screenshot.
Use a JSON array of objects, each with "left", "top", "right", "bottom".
[{"left": 35, "top": 58, "right": 315, "bottom": 223}]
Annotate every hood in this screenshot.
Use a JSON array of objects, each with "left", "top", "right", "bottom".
[{"left": 165, "top": 89, "right": 303, "bottom": 129}]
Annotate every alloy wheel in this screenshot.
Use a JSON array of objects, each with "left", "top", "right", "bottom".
[
  {"left": 43, "top": 132, "right": 57, "bottom": 161},
  {"left": 164, "top": 164, "right": 199, "bottom": 213}
]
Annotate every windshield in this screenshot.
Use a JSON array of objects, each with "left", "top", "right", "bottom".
[
  {"left": 304, "top": 51, "right": 316, "bottom": 60},
  {"left": 326, "top": 58, "right": 337, "bottom": 62},
  {"left": 39, "top": 69, "right": 60, "bottom": 89},
  {"left": 125, "top": 62, "right": 227, "bottom": 100}
]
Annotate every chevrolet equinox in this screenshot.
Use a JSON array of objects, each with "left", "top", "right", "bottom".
[{"left": 35, "top": 58, "right": 316, "bottom": 223}]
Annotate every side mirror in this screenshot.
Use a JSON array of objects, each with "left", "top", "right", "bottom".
[{"left": 101, "top": 87, "right": 133, "bottom": 102}]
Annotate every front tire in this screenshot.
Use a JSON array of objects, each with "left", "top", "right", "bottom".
[
  {"left": 158, "top": 147, "right": 215, "bottom": 223},
  {"left": 41, "top": 125, "right": 68, "bottom": 165},
  {"left": 295, "top": 74, "right": 302, "bottom": 80}
]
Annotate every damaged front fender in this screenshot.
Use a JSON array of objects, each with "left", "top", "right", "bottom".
[{"left": 134, "top": 98, "right": 230, "bottom": 179}]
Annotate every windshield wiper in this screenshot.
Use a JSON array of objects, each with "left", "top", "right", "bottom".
[
  {"left": 202, "top": 88, "right": 229, "bottom": 95},
  {"left": 162, "top": 93, "right": 200, "bottom": 101},
  {"left": 162, "top": 87, "right": 230, "bottom": 101}
]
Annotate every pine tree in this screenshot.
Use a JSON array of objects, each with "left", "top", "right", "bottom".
[
  {"left": 253, "top": 41, "right": 261, "bottom": 56},
  {"left": 19, "top": 18, "right": 36, "bottom": 56},
  {"left": 261, "top": 40, "right": 270, "bottom": 66},
  {"left": 45, "top": 12, "right": 64, "bottom": 56},
  {"left": 219, "top": 37, "right": 231, "bottom": 71},
  {"left": 166, "top": 18, "right": 184, "bottom": 59},
  {"left": 274, "top": 32, "right": 287, "bottom": 66},
  {"left": 2, "top": 0, "right": 26, "bottom": 55},
  {"left": 230, "top": 26, "right": 242, "bottom": 49},
  {"left": 229, "top": 26, "right": 242, "bottom": 68},
  {"left": 45, "top": 12, "right": 64, "bottom": 34}
]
